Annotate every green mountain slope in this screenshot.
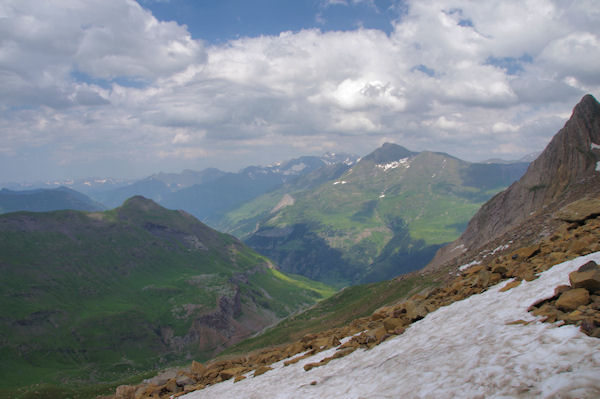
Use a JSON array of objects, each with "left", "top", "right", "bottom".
[
  {"left": 0, "top": 196, "right": 333, "bottom": 395},
  {"left": 226, "top": 143, "right": 527, "bottom": 286}
]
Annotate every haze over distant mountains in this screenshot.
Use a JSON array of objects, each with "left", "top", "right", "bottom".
[
  {"left": 0, "top": 186, "right": 105, "bottom": 214},
  {"left": 1, "top": 147, "right": 529, "bottom": 287}
]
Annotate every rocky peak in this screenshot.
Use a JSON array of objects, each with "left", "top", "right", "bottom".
[{"left": 427, "top": 94, "right": 600, "bottom": 270}]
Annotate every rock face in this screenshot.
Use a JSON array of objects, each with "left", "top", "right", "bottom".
[{"left": 428, "top": 94, "right": 600, "bottom": 270}]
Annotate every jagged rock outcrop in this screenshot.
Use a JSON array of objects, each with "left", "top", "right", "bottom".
[{"left": 427, "top": 94, "right": 600, "bottom": 270}]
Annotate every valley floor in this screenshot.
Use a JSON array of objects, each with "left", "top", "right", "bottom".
[{"left": 182, "top": 252, "right": 600, "bottom": 399}]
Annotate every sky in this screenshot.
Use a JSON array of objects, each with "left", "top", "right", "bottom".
[{"left": 1, "top": 0, "right": 599, "bottom": 182}]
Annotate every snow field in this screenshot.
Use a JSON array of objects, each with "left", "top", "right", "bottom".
[{"left": 183, "top": 252, "right": 600, "bottom": 399}]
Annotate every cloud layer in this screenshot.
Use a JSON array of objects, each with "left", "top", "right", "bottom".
[{"left": 1, "top": 0, "right": 598, "bottom": 181}]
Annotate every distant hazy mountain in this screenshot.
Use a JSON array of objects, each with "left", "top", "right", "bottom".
[
  {"left": 0, "top": 196, "right": 333, "bottom": 392},
  {"left": 0, "top": 176, "right": 134, "bottom": 193},
  {"left": 225, "top": 143, "right": 528, "bottom": 286},
  {"left": 159, "top": 154, "right": 359, "bottom": 225},
  {"left": 90, "top": 168, "right": 227, "bottom": 208},
  {"left": 0, "top": 186, "right": 105, "bottom": 214}
]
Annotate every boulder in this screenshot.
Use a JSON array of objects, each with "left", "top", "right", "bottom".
[
  {"left": 554, "top": 197, "right": 600, "bottom": 223},
  {"left": 491, "top": 265, "right": 508, "bottom": 276},
  {"left": 382, "top": 316, "right": 405, "bottom": 333},
  {"left": 219, "top": 366, "right": 248, "bottom": 381},
  {"left": 554, "top": 284, "right": 571, "bottom": 297},
  {"left": 190, "top": 360, "right": 206, "bottom": 377},
  {"left": 556, "top": 288, "right": 591, "bottom": 312},
  {"left": 500, "top": 279, "right": 522, "bottom": 292},
  {"left": 175, "top": 375, "right": 194, "bottom": 387},
  {"left": 253, "top": 366, "right": 272, "bottom": 377},
  {"left": 165, "top": 378, "right": 180, "bottom": 393},
  {"left": 569, "top": 263, "right": 600, "bottom": 293},
  {"left": 511, "top": 244, "right": 540, "bottom": 261},
  {"left": 569, "top": 239, "right": 590, "bottom": 255},
  {"left": 115, "top": 385, "right": 136, "bottom": 399},
  {"left": 144, "top": 370, "right": 177, "bottom": 387}
]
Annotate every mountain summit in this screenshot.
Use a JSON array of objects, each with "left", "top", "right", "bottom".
[
  {"left": 360, "top": 142, "right": 417, "bottom": 164},
  {"left": 428, "top": 94, "right": 600, "bottom": 270}
]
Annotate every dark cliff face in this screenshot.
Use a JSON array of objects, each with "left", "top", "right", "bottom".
[{"left": 428, "top": 94, "right": 600, "bottom": 269}]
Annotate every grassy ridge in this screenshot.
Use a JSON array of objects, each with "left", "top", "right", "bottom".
[
  {"left": 222, "top": 272, "right": 437, "bottom": 356},
  {"left": 0, "top": 197, "right": 334, "bottom": 396}
]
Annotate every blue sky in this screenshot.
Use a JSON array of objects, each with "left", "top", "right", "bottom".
[
  {"left": 0, "top": 0, "right": 599, "bottom": 183},
  {"left": 141, "top": 0, "right": 401, "bottom": 42}
]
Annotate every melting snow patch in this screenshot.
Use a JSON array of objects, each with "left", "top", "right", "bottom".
[
  {"left": 489, "top": 244, "right": 509, "bottom": 256},
  {"left": 333, "top": 181, "right": 347, "bottom": 185},
  {"left": 379, "top": 194, "right": 385, "bottom": 198},
  {"left": 591, "top": 142, "right": 600, "bottom": 150},
  {"left": 451, "top": 244, "right": 466, "bottom": 253},
  {"left": 376, "top": 158, "right": 411, "bottom": 171},
  {"left": 596, "top": 161, "right": 600, "bottom": 172},
  {"left": 183, "top": 252, "right": 600, "bottom": 399},
  {"left": 458, "top": 259, "right": 481, "bottom": 271}
]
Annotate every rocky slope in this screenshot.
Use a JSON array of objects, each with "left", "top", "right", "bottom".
[
  {"left": 109, "top": 196, "right": 600, "bottom": 399},
  {"left": 428, "top": 94, "right": 600, "bottom": 271},
  {"left": 0, "top": 197, "right": 333, "bottom": 397}
]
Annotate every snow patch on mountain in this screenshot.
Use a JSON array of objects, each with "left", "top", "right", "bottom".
[
  {"left": 376, "top": 158, "right": 411, "bottom": 171},
  {"left": 458, "top": 259, "right": 481, "bottom": 271},
  {"left": 591, "top": 142, "right": 600, "bottom": 150},
  {"left": 183, "top": 252, "right": 600, "bottom": 399}
]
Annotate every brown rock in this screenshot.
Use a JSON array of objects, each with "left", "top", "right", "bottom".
[
  {"left": 166, "top": 378, "right": 182, "bottom": 393},
  {"left": 286, "top": 341, "right": 305, "bottom": 356},
  {"left": 569, "top": 268, "right": 600, "bottom": 293},
  {"left": 563, "top": 310, "right": 587, "bottom": 323},
  {"left": 554, "top": 284, "right": 571, "bottom": 297},
  {"left": 581, "top": 318, "right": 598, "bottom": 335},
  {"left": 115, "top": 385, "right": 136, "bottom": 399},
  {"left": 401, "top": 300, "right": 427, "bottom": 321},
  {"left": 382, "top": 316, "right": 405, "bottom": 333},
  {"left": 489, "top": 272, "right": 502, "bottom": 285},
  {"left": 500, "top": 279, "right": 522, "bottom": 292},
  {"left": 253, "top": 366, "right": 272, "bottom": 377},
  {"left": 569, "top": 239, "right": 590, "bottom": 255},
  {"left": 556, "top": 288, "right": 591, "bottom": 312},
  {"left": 234, "top": 375, "right": 246, "bottom": 383},
  {"left": 511, "top": 244, "right": 540, "bottom": 261},
  {"left": 578, "top": 260, "right": 599, "bottom": 272},
  {"left": 219, "top": 366, "right": 248, "bottom": 381},
  {"left": 175, "top": 375, "right": 194, "bottom": 387},
  {"left": 463, "top": 265, "right": 486, "bottom": 275},
  {"left": 190, "top": 360, "right": 206, "bottom": 377},
  {"left": 555, "top": 197, "right": 600, "bottom": 223},
  {"left": 491, "top": 265, "right": 508, "bottom": 276}
]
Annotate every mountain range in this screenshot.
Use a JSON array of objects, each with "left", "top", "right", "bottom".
[
  {"left": 231, "top": 144, "right": 528, "bottom": 286},
  {"left": 0, "top": 186, "right": 105, "bottom": 214}
]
